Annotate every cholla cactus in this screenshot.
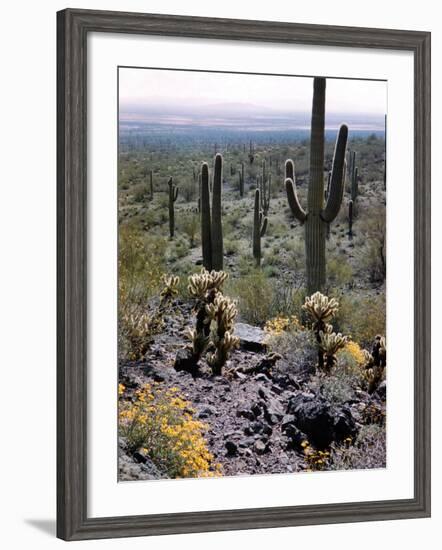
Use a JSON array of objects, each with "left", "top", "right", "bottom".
[
  {"left": 187, "top": 269, "right": 228, "bottom": 299},
  {"left": 159, "top": 274, "right": 180, "bottom": 306},
  {"left": 120, "top": 309, "right": 162, "bottom": 361},
  {"left": 303, "top": 292, "right": 342, "bottom": 373},
  {"left": 186, "top": 268, "right": 231, "bottom": 372},
  {"left": 303, "top": 292, "right": 339, "bottom": 330},
  {"left": 205, "top": 294, "right": 240, "bottom": 375},
  {"left": 363, "top": 335, "right": 387, "bottom": 393},
  {"left": 319, "top": 324, "right": 349, "bottom": 371}
]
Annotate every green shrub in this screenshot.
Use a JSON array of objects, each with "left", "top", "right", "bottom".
[
  {"left": 328, "top": 424, "right": 386, "bottom": 470},
  {"left": 119, "top": 224, "right": 167, "bottom": 306},
  {"left": 231, "top": 269, "right": 274, "bottom": 326},
  {"left": 332, "top": 292, "right": 386, "bottom": 348}
]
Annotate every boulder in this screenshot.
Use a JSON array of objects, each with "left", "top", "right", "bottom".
[
  {"left": 234, "top": 323, "right": 267, "bottom": 351},
  {"left": 174, "top": 348, "right": 199, "bottom": 375},
  {"left": 225, "top": 441, "right": 239, "bottom": 456},
  {"left": 287, "top": 393, "right": 358, "bottom": 449}
]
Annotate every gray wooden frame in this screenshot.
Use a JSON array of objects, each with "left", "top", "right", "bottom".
[{"left": 57, "top": 8, "right": 431, "bottom": 541}]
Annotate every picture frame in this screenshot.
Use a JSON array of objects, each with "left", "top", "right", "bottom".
[{"left": 57, "top": 8, "right": 431, "bottom": 541}]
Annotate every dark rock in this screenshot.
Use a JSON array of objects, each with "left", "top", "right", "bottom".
[
  {"left": 254, "top": 373, "right": 270, "bottom": 382},
  {"left": 236, "top": 407, "right": 255, "bottom": 421},
  {"left": 258, "top": 386, "right": 269, "bottom": 400},
  {"left": 287, "top": 393, "right": 358, "bottom": 449},
  {"left": 174, "top": 348, "right": 199, "bottom": 375},
  {"left": 263, "top": 398, "right": 285, "bottom": 425},
  {"left": 374, "top": 380, "right": 387, "bottom": 400},
  {"left": 143, "top": 365, "right": 167, "bottom": 382},
  {"left": 281, "top": 416, "right": 306, "bottom": 451},
  {"left": 251, "top": 402, "right": 262, "bottom": 417},
  {"left": 262, "top": 423, "right": 273, "bottom": 436},
  {"left": 133, "top": 451, "right": 147, "bottom": 464},
  {"left": 225, "top": 441, "right": 238, "bottom": 456},
  {"left": 239, "top": 437, "right": 255, "bottom": 448},
  {"left": 254, "top": 439, "right": 269, "bottom": 455},
  {"left": 198, "top": 405, "right": 217, "bottom": 419},
  {"left": 250, "top": 420, "right": 265, "bottom": 434},
  {"left": 234, "top": 323, "right": 267, "bottom": 351},
  {"left": 281, "top": 414, "right": 296, "bottom": 431},
  {"left": 271, "top": 384, "right": 284, "bottom": 395}
]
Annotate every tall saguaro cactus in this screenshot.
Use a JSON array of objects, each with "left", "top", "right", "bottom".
[
  {"left": 200, "top": 154, "right": 224, "bottom": 270},
  {"left": 253, "top": 189, "right": 268, "bottom": 266},
  {"left": 285, "top": 77, "right": 348, "bottom": 293},
  {"left": 259, "top": 159, "right": 271, "bottom": 215},
  {"left": 168, "top": 177, "right": 178, "bottom": 239},
  {"left": 238, "top": 162, "right": 245, "bottom": 197},
  {"left": 348, "top": 199, "right": 354, "bottom": 239}
]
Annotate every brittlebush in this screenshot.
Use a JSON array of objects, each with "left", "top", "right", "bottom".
[{"left": 119, "top": 383, "right": 222, "bottom": 479}]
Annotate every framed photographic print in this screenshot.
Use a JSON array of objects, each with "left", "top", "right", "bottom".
[{"left": 57, "top": 8, "right": 431, "bottom": 541}]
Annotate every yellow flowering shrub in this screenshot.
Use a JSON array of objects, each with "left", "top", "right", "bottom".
[
  {"left": 301, "top": 440, "right": 331, "bottom": 471},
  {"left": 119, "top": 383, "right": 222, "bottom": 479},
  {"left": 341, "top": 341, "right": 365, "bottom": 366},
  {"left": 264, "top": 315, "right": 301, "bottom": 336}
]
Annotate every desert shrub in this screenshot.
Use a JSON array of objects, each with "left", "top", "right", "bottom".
[
  {"left": 326, "top": 256, "right": 353, "bottom": 289},
  {"left": 119, "top": 275, "right": 179, "bottom": 361},
  {"left": 132, "top": 183, "right": 149, "bottom": 203},
  {"left": 361, "top": 402, "right": 386, "bottom": 425},
  {"left": 224, "top": 238, "right": 240, "bottom": 256},
  {"left": 231, "top": 270, "right": 274, "bottom": 326},
  {"left": 261, "top": 280, "right": 305, "bottom": 319},
  {"left": 119, "top": 225, "right": 167, "bottom": 305},
  {"left": 333, "top": 292, "right": 386, "bottom": 348},
  {"left": 119, "top": 306, "right": 162, "bottom": 361},
  {"left": 328, "top": 424, "right": 386, "bottom": 470},
  {"left": 168, "top": 237, "right": 189, "bottom": 261},
  {"left": 180, "top": 212, "right": 199, "bottom": 248},
  {"left": 307, "top": 368, "right": 359, "bottom": 405},
  {"left": 264, "top": 315, "right": 301, "bottom": 336},
  {"left": 301, "top": 440, "right": 331, "bottom": 471},
  {"left": 356, "top": 208, "right": 386, "bottom": 282},
  {"left": 119, "top": 383, "right": 222, "bottom": 478},
  {"left": 265, "top": 329, "right": 317, "bottom": 374},
  {"left": 180, "top": 179, "right": 198, "bottom": 202}
]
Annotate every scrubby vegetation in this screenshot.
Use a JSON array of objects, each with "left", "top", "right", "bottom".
[{"left": 118, "top": 76, "right": 386, "bottom": 480}]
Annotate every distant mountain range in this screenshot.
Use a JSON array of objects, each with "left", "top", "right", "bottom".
[{"left": 119, "top": 102, "right": 385, "bottom": 132}]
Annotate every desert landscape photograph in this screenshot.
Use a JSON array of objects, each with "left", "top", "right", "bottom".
[{"left": 117, "top": 67, "right": 387, "bottom": 481}]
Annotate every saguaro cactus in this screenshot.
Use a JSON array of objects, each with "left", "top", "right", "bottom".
[
  {"left": 348, "top": 199, "right": 353, "bottom": 239},
  {"left": 248, "top": 140, "right": 254, "bottom": 165},
  {"left": 285, "top": 77, "right": 348, "bottom": 293},
  {"left": 200, "top": 154, "right": 224, "bottom": 270},
  {"left": 168, "top": 177, "right": 178, "bottom": 239},
  {"left": 238, "top": 162, "right": 245, "bottom": 197},
  {"left": 259, "top": 159, "right": 271, "bottom": 215},
  {"left": 351, "top": 166, "right": 358, "bottom": 201},
  {"left": 253, "top": 188, "right": 268, "bottom": 266}
]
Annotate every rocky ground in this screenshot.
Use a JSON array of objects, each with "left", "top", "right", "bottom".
[{"left": 118, "top": 301, "right": 386, "bottom": 480}]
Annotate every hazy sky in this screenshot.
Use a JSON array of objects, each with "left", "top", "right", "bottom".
[{"left": 119, "top": 67, "right": 387, "bottom": 117}]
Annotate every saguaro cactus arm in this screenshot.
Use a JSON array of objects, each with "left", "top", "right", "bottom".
[
  {"left": 321, "top": 123, "right": 348, "bottom": 223},
  {"left": 260, "top": 216, "right": 268, "bottom": 237},
  {"left": 285, "top": 159, "right": 295, "bottom": 181},
  {"left": 285, "top": 178, "right": 307, "bottom": 223}
]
